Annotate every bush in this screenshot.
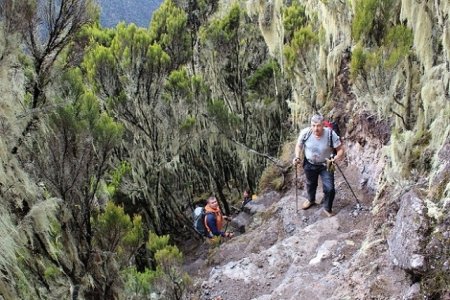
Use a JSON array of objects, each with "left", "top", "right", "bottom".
[
  {"left": 283, "top": 3, "right": 307, "bottom": 41},
  {"left": 259, "top": 164, "right": 283, "bottom": 191},
  {"left": 350, "top": 44, "right": 368, "bottom": 79},
  {"left": 352, "top": 0, "right": 395, "bottom": 45},
  {"left": 422, "top": 224, "right": 450, "bottom": 298},
  {"left": 383, "top": 25, "right": 413, "bottom": 69}
]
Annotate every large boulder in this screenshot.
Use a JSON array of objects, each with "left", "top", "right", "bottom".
[
  {"left": 231, "top": 211, "right": 252, "bottom": 233},
  {"left": 387, "top": 191, "right": 429, "bottom": 273}
]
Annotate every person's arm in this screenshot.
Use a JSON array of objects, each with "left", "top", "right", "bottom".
[
  {"left": 333, "top": 144, "right": 344, "bottom": 162},
  {"left": 293, "top": 142, "right": 303, "bottom": 165},
  {"left": 331, "top": 130, "right": 344, "bottom": 162}
]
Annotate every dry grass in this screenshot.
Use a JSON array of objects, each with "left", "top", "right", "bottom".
[{"left": 258, "top": 141, "right": 295, "bottom": 192}]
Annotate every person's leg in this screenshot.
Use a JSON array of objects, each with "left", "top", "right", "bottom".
[
  {"left": 321, "top": 168, "right": 335, "bottom": 212},
  {"left": 304, "top": 163, "right": 320, "bottom": 203}
]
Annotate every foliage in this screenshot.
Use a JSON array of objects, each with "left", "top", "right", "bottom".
[
  {"left": 147, "top": 232, "right": 170, "bottom": 253},
  {"left": 200, "top": 3, "right": 240, "bottom": 45},
  {"left": 122, "top": 266, "right": 159, "bottom": 298},
  {"left": 43, "top": 266, "right": 60, "bottom": 280},
  {"left": 154, "top": 245, "right": 190, "bottom": 300},
  {"left": 259, "top": 164, "right": 284, "bottom": 191},
  {"left": 32, "top": 71, "right": 123, "bottom": 203},
  {"left": 18, "top": 0, "right": 98, "bottom": 108},
  {"left": 387, "top": 129, "right": 433, "bottom": 179},
  {"left": 79, "top": 23, "right": 116, "bottom": 48},
  {"left": 350, "top": 44, "right": 368, "bottom": 79},
  {"left": 282, "top": 1, "right": 317, "bottom": 79},
  {"left": 283, "top": 21, "right": 320, "bottom": 111},
  {"left": 258, "top": 141, "right": 294, "bottom": 191},
  {"left": 107, "top": 161, "right": 131, "bottom": 196},
  {"left": 421, "top": 223, "right": 450, "bottom": 298},
  {"left": 80, "top": 0, "right": 290, "bottom": 240},
  {"left": 91, "top": 202, "right": 190, "bottom": 299},
  {"left": 352, "top": 0, "right": 397, "bottom": 45},
  {"left": 350, "top": 43, "right": 382, "bottom": 80},
  {"left": 165, "top": 68, "right": 193, "bottom": 102},
  {"left": 207, "top": 99, "right": 241, "bottom": 134},
  {"left": 23, "top": 66, "right": 124, "bottom": 298},
  {"left": 282, "top": 3, "right": 307, "bottom": 42},
  {"left": 121, "top": 233, "right": 191, "bottom": 300},
  {"left": 149, "top": 0, "right": 192, "bottom": 68},
  {"left": 198, "top": 2, "right": 291, "bottom": 189},
  {"left": 288, "top": 26, "right": 319, "bottom": 54},
  {"left": 352, "top": 0, "right": 378, "bottom": 42},
  {"left": 383, "top": 25, "right": 413, "bottom": 69},
  {"left": 82, "top": 19, "right": 195, "bottom": 235},
  {"left": 94, "top": 204, "right": 144, "bottom": 264},
  {"left": 155, "top": 245, "right": 183, "bottom": 267},
  {"left": 94, "top": 202, "right": 133, "bottom": 252},
  {"left": 246, "top": 59, "right": 280, "bottom": 93}
]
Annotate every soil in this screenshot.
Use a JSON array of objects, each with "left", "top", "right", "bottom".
[{"left": 181, "top": 162, "right": 406, "bottom": 300}]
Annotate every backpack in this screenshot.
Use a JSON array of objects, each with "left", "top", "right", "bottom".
[
  {"left": 323, "top": 120, "right": 341, "bottom": 138},
  {"left": 193, "top": 206, "right": 209, "bottom": 236}
]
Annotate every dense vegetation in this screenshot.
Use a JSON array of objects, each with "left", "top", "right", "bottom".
[
  {"left": 0, "top": 0, "right": 448, "bottom": 298},
  {"left": 0, "top": 0, "right": 290, "bottom": 298}
]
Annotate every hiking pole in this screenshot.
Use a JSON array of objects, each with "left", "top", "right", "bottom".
[
  {"left": 333, "top": 161, "right": 361, "bottom": 209},
  {"left": 295, "top": 164, "right": 298, "bottom": 213}
]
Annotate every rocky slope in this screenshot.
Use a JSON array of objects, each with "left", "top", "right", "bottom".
[
  {"left": 0, "top": 0, "right": 449, "bottom": 298},
  {"left": 184, "top": 0, "right": 450, "bottom": 298},
  {"left": 185, "top": 163, "right": 417, "bottom": 299}
]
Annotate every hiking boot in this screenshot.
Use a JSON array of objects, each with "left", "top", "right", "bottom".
[
  {"left": 323, "top": 209, "right": 334, "bottom": 217},
  {"left": 302, "top": 200, "right": 315, "bottom": 210}
]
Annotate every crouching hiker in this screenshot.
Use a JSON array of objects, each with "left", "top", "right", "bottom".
[
  {"left": 204, "top": 196, "right": 234, "bottom": 238},
  {"left": 240, "top": 190, "right": 252, "bottom": 210}
]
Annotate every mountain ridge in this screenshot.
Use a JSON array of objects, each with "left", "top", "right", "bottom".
[{"left": 98, "top": 0, "right": 163, "bottom": 28}]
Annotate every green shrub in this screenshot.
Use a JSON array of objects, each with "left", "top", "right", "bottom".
[
  {"left": 147, "top": 232, "right": 171, "bottom": 253},
  {"left": 352, "top": 0, "right": 396, "bottom": 44},
  {"left": 122, "top": 267, "right": 159, "bottom": 297},
  {"left": 350, "top": 44, "right": 368, "bottom": 79},
  {"left": 43, "top": 266, "right": 60, "bottom": 280},
  {"left": 284, "top": 25, "right": 319, "bottom": 74},
  {"left": 246, "top": 59, "right": 280, "bottom": 92},
  {"left": 291, "top": 26, "right": 319, "bottom": 51},
  {"left": 352, "top": 0, "right": 378, "bottom": 42},
  {"left": 107, "top": 161, "right": 131, "bottom": 197},
  {"left": 283, "top": 3, "right": 307, "bottom": 41},
  {"left": 383, "top": 25, "right": 413, "bottom": 68}
]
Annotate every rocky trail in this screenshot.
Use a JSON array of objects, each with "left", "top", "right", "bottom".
[{"left": 182, "top": 163, "right": 398, "bottom": 300}]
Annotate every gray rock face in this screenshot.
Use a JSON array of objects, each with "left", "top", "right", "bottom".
[
  {"left": 231, "top": 212, "right": 251, "bottom": 233},
  {"left": 387, "top": 191, "right": 429, "bottom": 273}
]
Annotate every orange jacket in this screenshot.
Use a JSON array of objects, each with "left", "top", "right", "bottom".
[{"left": 204, "top": 203, "right": 224, "bottom": 236}]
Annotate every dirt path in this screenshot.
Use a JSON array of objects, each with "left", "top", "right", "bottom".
[{"left": 183, "top": 163, "right": 378, "bottom": 300}]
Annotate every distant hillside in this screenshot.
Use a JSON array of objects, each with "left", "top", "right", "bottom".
[{"left": 98, "top": 0, "right": 163, "bottom": 28}]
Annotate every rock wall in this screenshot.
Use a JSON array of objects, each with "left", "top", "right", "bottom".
[{"left": 249, "top": 0, "right": 449, "bottom": 297}]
